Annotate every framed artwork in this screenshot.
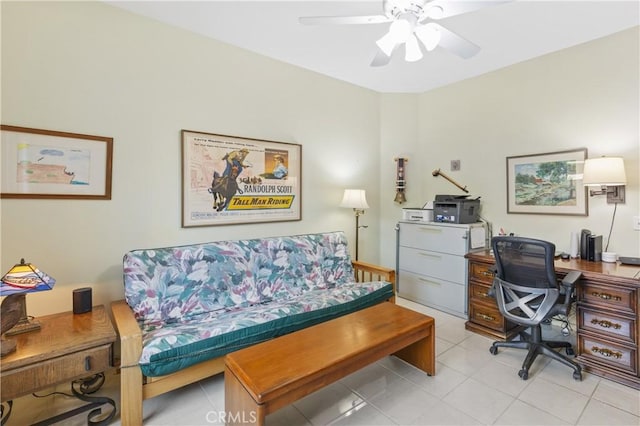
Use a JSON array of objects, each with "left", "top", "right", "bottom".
[
  {"left": 1, "top": 125, "right": 113, "bottom": 199},
  {"left": 506, "top": 148, "right": 588, "bottom": 216},
  {"left": 182, "top": 130, "right": 302, "bottom": 227}
]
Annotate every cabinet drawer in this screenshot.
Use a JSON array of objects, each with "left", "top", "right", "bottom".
[
  {"left": 578, "top": 282, "right": 636, "bottom": 315},
  {"left": 1, "top": 344, "right": 112, "bottom": 401},
  {"left": 470, "top": 282, "right": 496, "bottom": 305},
  {"left": 398, "top": 270, "right": 466, "bottom": 317},
  {"left": 399, "top": 247, "right": 466, "bottom": 283},
  {"left": 399, "top": 223, "right": 468, "bottom": 255},
  {"left": 578, "top": 307, "right": 636, "bottom": 345},
  {"left": 469, "top": 262, "right": 495, "bottom": 284},
  {"left": 578, "top": 334, "right": 637, "bottom": 375},
  {"left": 468, "top": 302, "right": 504, "bottom": 332}
]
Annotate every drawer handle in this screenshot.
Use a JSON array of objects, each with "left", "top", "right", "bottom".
[
  {"left": 85, "top": 356, "right": 91, "bottom": 371},
  {"left": 476, "top": 313, "right": 495, "bottom": 322},
  {"left": 591, "top": 346, "right": 623, "bottom": 359},
  {"left": 590, "top": 318, "right": 622, "bottom": 330},
  {"left": 477, "top": 291, "right": 489, "bottom": 297},
  {"left": 418, "top": 227, "right": 442, "bottom": 233},
  {"left": 591, "top": 291, "right": 622, "bottom": 301},
  {"left": 480, "top": 271, "right": 494, "bottom": 278},
  {"left": 418, "top": 278, "right": 441, "bottom": 286},
  {"left": 419, "top": 253, "right": 442, "bottom": 259}
]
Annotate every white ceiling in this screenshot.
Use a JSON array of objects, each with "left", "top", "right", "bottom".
[{"left": 108, "top": 1, "right": 639, "bottom": 93}]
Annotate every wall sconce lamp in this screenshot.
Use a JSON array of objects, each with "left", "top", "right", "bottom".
[
  {"left": 582, "top": 157, "right": 627, "bottom": 204},
  {"left": 340, "top": 189, "right": 369, "bottom": 261},
  {"left": 1, "top": 259, "right": 56, "bottom": 356}
]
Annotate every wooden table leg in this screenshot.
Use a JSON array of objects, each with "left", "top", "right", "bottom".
[
  {"left": 393, "top": 325, "right": 436, "bottom": 376},
  {"left": 224, "top": 368, "right": 265, "bottom": 426}
]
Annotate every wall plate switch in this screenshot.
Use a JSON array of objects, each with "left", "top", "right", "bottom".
[
  {"left": 633, "top": 215, "right": 640, "bottom": 231},
  {"left": 451, "top": 160, "right": 460, "bottom": 171}
]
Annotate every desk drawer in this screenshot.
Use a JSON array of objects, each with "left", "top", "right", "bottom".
[
  {"left": 578, "top": 334, "right": 637, "bottom": 375},
  {"left": 578, "top": 282, "right": 636, "bottom": 315},
  {"left": 470, "top": 282, "right": 496, "bottom": 304},
  {"left": 468, "top": 302, "right": 504, "bottom": 332},
  {"left": 1, "top": 344, "right": 112, "bottom": 401},
  {"left": 469, "top": 262, "right": 495, "bottom": 285},
  {"left": 578, "top": 307, "right": 636, "bottom": 345},
  {"left": 399, "top": 247, "right": 466, "bottom": 283}
]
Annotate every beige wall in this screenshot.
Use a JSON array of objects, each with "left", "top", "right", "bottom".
[
  {"left": 1, "top": 1, "right": 381, "bottom": 315},
  {"left": 400, "top": 27, "right": 639, "bottom": 266},
  {"left": 2, "top": 2, "right": 638, "bottom": 315}
]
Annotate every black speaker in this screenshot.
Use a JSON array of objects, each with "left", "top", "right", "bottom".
[{"left": 73, "top": 287, "right": 92, "bottom": 314}]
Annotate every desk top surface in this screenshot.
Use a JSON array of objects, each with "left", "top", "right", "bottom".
[{"left": 467, "top": 249, "right": 640, "bottom": 282}]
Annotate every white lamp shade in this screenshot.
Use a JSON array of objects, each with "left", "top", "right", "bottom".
[
  {"left": 405, "top": 34, "right": 423, "bottom": 62},
  {"left": 582, "top": 157, "right": 627, "bottom": 186},
  {"left": 415, "top": 23, "right": 441, "bottom": 52},
  {"left": 340, "top": 189, "right": 369, "bottom": 210}
]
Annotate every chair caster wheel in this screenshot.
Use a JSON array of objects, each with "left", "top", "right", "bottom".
[
  {"left": 566, "top": 347, "right": 575, "bottom": 356},
  {"left": 489, "top": 346, "right": 498, "bottom": 355},
  {"left": 518, "top": 369, "right": 529, "bottom": 380},
  {"left": 573, "top": 371, "right": 582, "bottom": 381}
]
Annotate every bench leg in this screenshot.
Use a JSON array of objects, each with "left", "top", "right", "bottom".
[
  {"left": 393, "top": 327, "right": 436, "bottom": 376},
  {"left": 224, "top": 368, "right": 265, "bottom": 426}
]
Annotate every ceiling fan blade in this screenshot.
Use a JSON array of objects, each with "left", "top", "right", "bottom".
[
  {"left": 371, "top": 44, "right": 398, "bottom": 67},
  {"left": 432, "top": 23, "right": 480, "bottom": 59},
  {"left": 299, "top": 15, "right": 390, "bottom": 25},
  {"left": 426, "top": 0, "right": 512, "bottom": 19}
]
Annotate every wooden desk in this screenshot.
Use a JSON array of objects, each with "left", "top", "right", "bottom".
[
  {"left": 0, "top": 305, "right": 117, "bottom": 422},
  {"left": 465, "top": 250, "right": 640, "bottom": 390}
]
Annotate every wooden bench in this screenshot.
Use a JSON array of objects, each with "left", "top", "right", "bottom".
[{"left": 224, "top": 302, "right": 435, "bottom": 425}]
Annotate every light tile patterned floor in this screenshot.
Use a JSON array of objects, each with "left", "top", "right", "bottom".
[{"left": 5, "top": 298, "right": 639, "bottom": 425}]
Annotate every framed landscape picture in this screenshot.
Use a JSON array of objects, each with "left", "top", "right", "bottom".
[
  {"left": 1, "top": 125, "right": 113, "bottom": 200},
  {"left": 182, "top": 130, "right": 302, "bottom": 227},
  {"left": 506, "top": 148, "right": 588, "bottom": 216}
]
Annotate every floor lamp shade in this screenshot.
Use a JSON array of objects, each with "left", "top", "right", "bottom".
[
  {"left": 340, "top": 189, "right": 369, "bottom": 261},
  {"left": 340, "top": 189, "right": 369, "bottom": 210}
]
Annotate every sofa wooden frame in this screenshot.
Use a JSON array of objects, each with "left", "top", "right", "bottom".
[{"left": 111, "top": 260, "right": 395, "bottom": 425}]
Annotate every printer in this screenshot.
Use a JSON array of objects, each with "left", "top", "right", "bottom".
[{"left": 433, "top": 195, "right": 481, "bottom": 224}]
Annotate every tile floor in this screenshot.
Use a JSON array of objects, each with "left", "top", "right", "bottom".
[{"left": 5, "top": 298, "right": 640, "bottom": 425}]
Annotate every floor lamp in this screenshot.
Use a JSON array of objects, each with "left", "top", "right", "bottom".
[{"left": 340, "top": 189, "right": 369, "bottom": 261}]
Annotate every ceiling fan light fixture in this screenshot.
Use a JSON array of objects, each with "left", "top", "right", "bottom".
[
  {"left": 415, "top": 22, "right": 441, "bottom": 51},
  {"left": 426, "top": 5, "right": 444, "bottom": 19},
  {"left": 376, "top": 31, "right": 397, "bottom": 56},
  {"left": 405, "top": 33, "right": 423, "bottom": 62},
  {"left": 389, "top": 17, "right": 412, "bottom": 42}
]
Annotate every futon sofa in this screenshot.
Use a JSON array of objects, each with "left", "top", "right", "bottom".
[{"left": 111, "top": 231, "right": 395, "bottom": 425}]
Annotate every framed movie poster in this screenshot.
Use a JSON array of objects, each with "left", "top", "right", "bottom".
[
  {"left": 506, "top": 148, "right": 588, "bottom": 216},
  {"left": 182, "top": 130, "right": 302, "bottom": 227}
]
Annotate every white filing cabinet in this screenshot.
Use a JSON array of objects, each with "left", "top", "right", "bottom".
[{"left": 396, "top": 221, "right": 486, "bottom": 318}]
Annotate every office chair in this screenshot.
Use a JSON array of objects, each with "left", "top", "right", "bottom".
[{"left": 489, "top": 236, "right": 582, "bottom": 381}]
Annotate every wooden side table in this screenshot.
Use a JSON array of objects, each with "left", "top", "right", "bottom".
[{"left": 0, "top": 305, "right": 117, "bottom": 424}]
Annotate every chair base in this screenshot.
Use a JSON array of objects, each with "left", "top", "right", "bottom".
[{"left": 489, "top": 325, "right": 582, "bottom": 381}]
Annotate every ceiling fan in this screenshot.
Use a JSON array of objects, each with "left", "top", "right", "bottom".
[{"left": 299, "top": 0, "right": 510, "bottom": 67}]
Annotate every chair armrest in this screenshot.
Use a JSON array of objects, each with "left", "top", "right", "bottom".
[
  {"left": 352, "top": 260, "right": 396, "bottom": 292},
  {"left": 559, "top": 270, "right": 582, "bottom": 306},
  {"left": 561, "top": 270, "right": 582, "bottom": 288},
  {"left": 111, "top": 299, "right": 143, "bottom": 369}
]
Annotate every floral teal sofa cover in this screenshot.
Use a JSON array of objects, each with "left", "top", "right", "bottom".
[{"left": 123, "top": 231, "right": 394, "bottom": 377}]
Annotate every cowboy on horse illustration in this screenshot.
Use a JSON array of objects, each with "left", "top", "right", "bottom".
[{"left": 209, "top": 148, "right": 250, "bottom": 211}]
